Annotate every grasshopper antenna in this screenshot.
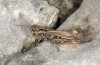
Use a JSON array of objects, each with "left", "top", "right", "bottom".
[
  {"left": 15, "top": 24, "right": 30, "bottom": 27},
  {"left": 15, "top": 12, "right": 31, "bottom": 28}
]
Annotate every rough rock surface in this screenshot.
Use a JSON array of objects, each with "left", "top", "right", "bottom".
[
  {"left": 57, "top": 0, "right": 100, "bottom": 65},
  {"left": 0, "top": 0, "right": 58, "bottom": 64},
  {"left": 0, "top": 0, "right": 100, "bottom": 65},
  {"left": 47, "top": 0, "right": 83, "bottom": 25}
]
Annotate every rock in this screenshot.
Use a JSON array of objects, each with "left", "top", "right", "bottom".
[
  {"left": 0, "top": 0, "right": 58, "bottom": 64},
  {"left": 16, "top": 0, "right": 100, "bottom": 65},
  {"left": 1, "top": 0, "right": 100, "bottom": 65},
  {"left": 48, "top": 0, "right": 73, "bottom": 17},
  {"left": 7, "top": 42, "right": 59, "bottom": 65},
  {"left": 47, "top": 0, "right": 83, "bottom": 26},
  {"left": 54, "top": 0, "right": 100, "bottom": 65}
]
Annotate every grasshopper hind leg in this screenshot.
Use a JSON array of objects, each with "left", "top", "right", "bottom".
[{"left": 34, "top": 34, "right": 47, "bottom": 46}]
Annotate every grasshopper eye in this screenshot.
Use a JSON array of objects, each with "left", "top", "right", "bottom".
[{"left": 30, "top": 28, "right": 35, "bottom": 32}]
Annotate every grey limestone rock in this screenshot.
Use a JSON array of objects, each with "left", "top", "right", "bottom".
[
  {"left": 0, "top": 0, "right": 58, "bottom": 64},
  {"left": 7, "top": 42, "right": 59, "bottom": 65},
  {"left": 1, "top": 0, "right": 100, "bottom": 65}
]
